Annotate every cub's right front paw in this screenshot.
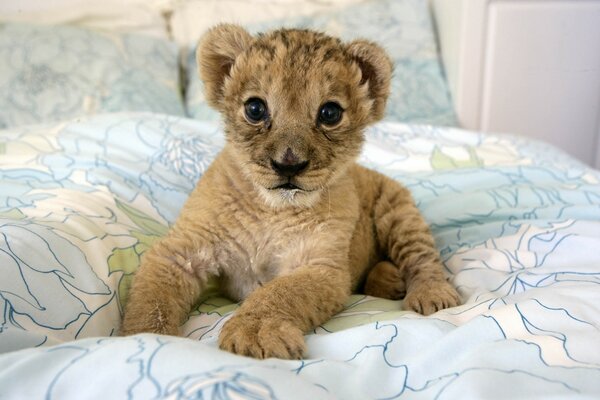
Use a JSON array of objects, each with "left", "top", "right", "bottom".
[{"left": 219, "top": 313, "right": 306, "bottom": 359}]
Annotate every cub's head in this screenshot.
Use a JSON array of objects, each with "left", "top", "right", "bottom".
[{"left": 197, "top": 24, "right": 392, "bottom": 208}]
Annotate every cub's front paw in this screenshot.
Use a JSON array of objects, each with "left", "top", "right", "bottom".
[
  {"left": 404, "top": 280, "right": 460, "bottom": 316},
  {"left": 219, "top": 314, "right": 306, "bottom": 359}
]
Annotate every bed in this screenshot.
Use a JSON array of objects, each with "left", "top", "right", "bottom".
[{"left": 1, "top": 1, "right": 599, "bottom": 399}]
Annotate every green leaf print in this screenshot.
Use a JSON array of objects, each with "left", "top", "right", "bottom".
[
  {"left": 430, "top": 145, "right": 482, "bottom": 170},
  {"left": 132, "top": 230, "right": 161, "bottom": 254},
  {"left": 108, "top": 246, "right": 140, "bottom": 311},
  {"left": 115, "top": 199, "right": 169, "bottom": 237},
  {"left": 317, "top": 295, "right": 409, "bottom": 332},
  {"left": 118, "top": 273, "right": 135, "bottom": 311},
  {"left": 343, "top": 297, "right": 402, "bottom": 313},
  {"left": 0, "top": 208, "right": 26, "bottom": 220},
  {"left": 110, "top": 201, "right": 168, "bottom": 311},
  {"left": 108, "top": 246, "right": 140, "bottom": 275}
]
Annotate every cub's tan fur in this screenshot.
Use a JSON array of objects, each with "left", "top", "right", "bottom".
[{"left": 121, "top": 25, "right": 460, "bottom": 359}]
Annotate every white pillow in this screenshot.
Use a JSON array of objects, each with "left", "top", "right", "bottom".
[
  {"left": 0, "top": 0, "right": 171, "bottom": 38},
  {"left": 170, "top": 0, "right": 368, "bottom": 46}
]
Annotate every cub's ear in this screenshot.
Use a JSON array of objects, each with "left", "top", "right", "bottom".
[
  {"left": 196, "top": 24, "right": 253, "bottom": 110},
  {"left": 346, "top": 40, "right": 393, "bottom": 121}
]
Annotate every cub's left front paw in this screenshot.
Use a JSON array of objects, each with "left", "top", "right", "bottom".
[
  {"left": 219, "top": 313, "right": 306, "bottom": 359},
  {"left": 404, "top": 280, "right": 460, "bottom": 315}
]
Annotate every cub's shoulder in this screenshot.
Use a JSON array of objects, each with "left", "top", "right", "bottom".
[
  {"left": 349, "top": 163, "right": 384, "bottom": 189},
  {"left": 348, "top": 163, "right": 410, "bottom": 208}
]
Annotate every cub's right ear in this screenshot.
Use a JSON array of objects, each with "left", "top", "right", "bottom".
[{"left": 196, "top": 24, "right": 253, "bottom": 110}]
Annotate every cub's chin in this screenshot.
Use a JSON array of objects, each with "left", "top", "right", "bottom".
[{"left": 256, "top": 184, "right": 323, "bottom": 209}]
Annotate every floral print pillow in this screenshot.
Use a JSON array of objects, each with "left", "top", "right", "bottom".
[{"left": 0, "top": 22, "right": 185, "bottom": 128}]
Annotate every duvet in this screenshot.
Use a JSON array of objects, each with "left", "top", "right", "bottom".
[{"left": 0, "top": 112, "right": 599, "bottom": 399}]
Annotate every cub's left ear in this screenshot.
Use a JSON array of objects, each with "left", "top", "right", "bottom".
[
  {"left": 346, "top": 40, "right": 393, "bottom": 121},
  {"left": 196, "top": 24, "right": 254, "bottom": 111}
]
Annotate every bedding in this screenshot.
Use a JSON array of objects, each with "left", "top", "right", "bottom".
[
  {"left": 184, "top": 0, "right": 458, "bottom": 126},
  {"left": 1, "top": 112, "right": 599, "bottom": 399},
  {"left": 0, "top": 22, "right": 185, "bottom": 129}
]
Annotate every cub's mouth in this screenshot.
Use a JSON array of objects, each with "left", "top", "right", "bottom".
[
  {"left": 272, "top": 182, "right": 301, "bottom": 190},
  {"left": 268, "top": 181, "right": 317, "bottom": 192},
  {"left": 256, "top": 168, "right": 324, "bottom": 207}
]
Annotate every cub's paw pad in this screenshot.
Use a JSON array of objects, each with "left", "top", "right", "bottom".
[
  {"left": 219, "top": 314, "right": 306, "bottom": 359},
  {"left": 404, "top": 281, "right": 460, "bottom": 315}
]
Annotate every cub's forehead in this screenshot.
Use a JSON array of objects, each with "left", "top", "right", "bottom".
[
  {"left": 232, "top": 29, "right": 360, "bottom": 103},
  {"left": 246, "top": 29, "right": 354, "bottom": 71}
]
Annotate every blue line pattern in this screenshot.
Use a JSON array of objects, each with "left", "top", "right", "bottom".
[{"left": 0, "top": 113, "right": 600, "bottom": 399}]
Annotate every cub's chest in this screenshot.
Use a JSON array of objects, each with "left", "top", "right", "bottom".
[
  {"left": 214, "top": 207, "right": 331, "bottom": 300},
  {"left": 218, "top": 206, "right": 322, "bottom": 270}
]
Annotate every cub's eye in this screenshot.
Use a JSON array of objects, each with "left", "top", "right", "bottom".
[
  {"left": 244, "top": 98, "right": 267, "bottom": 123},
  {"left": 318, "top": 102, "right": 343, "bottom": 126}
]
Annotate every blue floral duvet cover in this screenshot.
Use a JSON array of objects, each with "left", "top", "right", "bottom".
[{"left": 0, "top": 112, "right": 599, "bottom": 399}]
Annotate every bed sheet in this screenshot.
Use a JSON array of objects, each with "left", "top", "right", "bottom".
[{"left": 0, "top": 113, "right": 599, "bottom": 399}]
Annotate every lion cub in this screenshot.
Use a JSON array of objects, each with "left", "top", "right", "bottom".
[{"left": 121, "top": 25, "right": 460, "bottom": 359}]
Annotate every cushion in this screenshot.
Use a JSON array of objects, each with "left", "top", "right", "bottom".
[
  {"left": 0, "top": 22, "right": 185, "bottom": 129},
  {"left": 0, "top": 0, "right": 170, "bottom": 39}
]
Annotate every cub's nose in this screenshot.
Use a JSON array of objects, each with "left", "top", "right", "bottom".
[
  {"left": 270, "top": 159, "right": 309, "bottom": 178},
  {"left": 270, "top": 148, "right": 309, "bottom": 178}
]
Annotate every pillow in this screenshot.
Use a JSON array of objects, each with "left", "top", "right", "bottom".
[
  {"left": 0, "top": 23, "right": 185, "bottom": 129},
  {"left": 169, "top": 0, "right": 368, "bottom": 47},
  {"left": 184, "top": 0, "right": 458, "bottom": 126},
  {"left": 0, "top": 0, "right": 171, "bottom": 39}
]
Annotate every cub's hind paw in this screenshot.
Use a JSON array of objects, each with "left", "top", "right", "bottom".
[
  {"left": 364, "top": 261, "right": 406, "bottom": 300},
  {"left": 404, "top": 281, "right": 460, "bottom": 316},
  {"left": 219, "top": 314, "right": 306, "bottom": 359}
]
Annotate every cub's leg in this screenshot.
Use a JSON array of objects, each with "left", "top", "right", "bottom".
[
  {"left": 121, "top": 231, "right": 212, "bottom": 336},
  {"left": 219, "top": 265, "right": 351, "bottom": 359},
  {"left": 372, "top": 176, "right": 460, "bottom": 315}
]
